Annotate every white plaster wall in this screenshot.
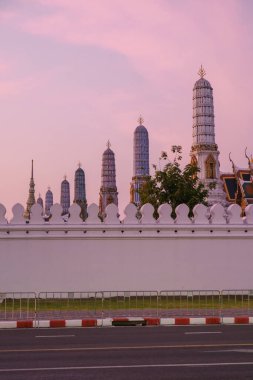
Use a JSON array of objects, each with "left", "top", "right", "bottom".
[
  {"left": 1, "top": 202, "right": 253, "bottom": 292},
  {"left": 1, "top": 235, "right": 253, "bottom": 292}
]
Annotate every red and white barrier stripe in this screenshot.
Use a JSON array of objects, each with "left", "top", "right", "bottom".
[{"left": 0, "top": 316, "right": 253, "bottom": 329}]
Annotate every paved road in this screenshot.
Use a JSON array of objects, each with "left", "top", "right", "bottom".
[{"left": 0, "top": 325, "right": 253, "bottom": 379}]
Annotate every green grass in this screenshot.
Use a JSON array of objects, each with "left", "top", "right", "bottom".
[{"left": 1, "top": 296, "right": 253, "bottom": 312}]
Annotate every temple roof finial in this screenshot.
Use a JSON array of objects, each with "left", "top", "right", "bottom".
[
  {"left": 138, "top": 115, "right": 144, "bottom": 125},
  {"left": 198, "top": 65, "right": 206, "bottom": 78},
  {"left": 64, "top": 174, "right": 67, "bottom": 180},
  {"left": 31, "top": 159, "right": 34, "bottom": 179},
  {"left": 78, "top": 162, "right": 82, "bottom": 168},
  {"left": 107, "top": 140, "right": 111, "bottom": 149}
]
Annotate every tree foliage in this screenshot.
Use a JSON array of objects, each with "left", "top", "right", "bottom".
[{"left": 139, "top": 146, "right": 209, "bottom": 216}]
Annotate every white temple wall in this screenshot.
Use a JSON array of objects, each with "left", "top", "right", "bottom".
[
  {"left": 1, "top": 201, "right": 253, "bottom": 293},
  {"left": 0, "top": 235, "right": 253, "bottom": 292}
]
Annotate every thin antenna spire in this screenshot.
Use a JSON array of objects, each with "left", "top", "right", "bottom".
[
  {"left": 198, "top": 65, "right": 206, "bottom": 78},
  {"left": 107, "top": 140, "right": 111, "bottom": 149},
  {"left": 138, "top": 115, "right": 144, "bottom": 125},
  {"left": 31, "top": 159, "right": 34, "bottom": 179}
]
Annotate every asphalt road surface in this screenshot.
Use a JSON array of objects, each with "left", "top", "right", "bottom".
[{"left": 0, "top": 325, "right": 253, "bottom": 379}]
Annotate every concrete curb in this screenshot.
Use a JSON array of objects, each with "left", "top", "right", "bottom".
[{"left": 0, "top": 316, "right": 253, "bottom": 329}]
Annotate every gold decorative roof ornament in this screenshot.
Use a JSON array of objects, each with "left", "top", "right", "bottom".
[
  {"left": 198, "top": 65, "right": 206, "bottom": 78},
  {"left": 245, "top": 147, "right": 253, "bottom": 165},
  {"left": 229, "top": 152, "right": 235, "bottom": 172},
  {"left": 138, "top": 115, "right": 144, "bottom": 125}
]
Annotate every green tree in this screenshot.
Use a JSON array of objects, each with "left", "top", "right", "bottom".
[{"left": 139, "top": 146, "right": 210, "bottom": 216}]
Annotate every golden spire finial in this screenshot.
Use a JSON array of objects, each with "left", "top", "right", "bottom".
[
  {"left": 198, "top": 65, "right": 206, "bottom": 78},
  {"left": 138, "top": 115, "right": 144, "bottom": 125},
  {"left": 31, "top": 159, "right": 34, "bottom": 179},
  {"left": 107, "top": 140, "right": 111, "bottom": 149}
]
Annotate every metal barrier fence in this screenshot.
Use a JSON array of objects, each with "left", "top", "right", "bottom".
[
  {"left": 221, "top": 289, "right": 253, "bottom": 316},
  {"left": 1, "top": 290, "right": 253, "bottom": 322},
  {"left": 37, "top": 292, "right": 104, "bottom": 320},
  {"left": 159, "top": 290, "right": 221, "bottom": 317},
  {"left": 0, "top": 292, "right": 36, "bottom": 321},
  {"left": 102, "top": 291, "right": 159, "bottom": 317}
]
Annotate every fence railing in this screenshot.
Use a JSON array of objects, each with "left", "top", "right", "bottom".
[
  {"left": 0, "top": 292, "right": 36, "bottom": 321},
  {"left": 37, "top": 291, "right": 103, "bottom": 320},
  {"left": 221, "top": 289, "right": 253, "bottom": 317},
  {"left": 1, "top": 290, "right": 253, "bottom": 322},
  {"left": 159, "top": 290, "right": 221, "bottom": 317}
]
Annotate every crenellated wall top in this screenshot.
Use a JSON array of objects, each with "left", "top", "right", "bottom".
[{"left": 0, "top": 202, "right": 253, "bottom": 236}]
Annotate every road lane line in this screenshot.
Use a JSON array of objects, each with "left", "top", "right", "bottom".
[
  {"left": 1, "top": 342, "right": 253, "bottom": 353},
  {"left": 35, "top": 335, "right": 75, "bottom": 338},
  {"left": 185, "top": 332, "right": 222, "bottom": 335},
  {"left": 1, "top": 362, "right": 253, "bottom": 372}
]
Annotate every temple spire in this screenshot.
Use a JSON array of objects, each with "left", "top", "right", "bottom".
[
  {"left": 130, "top": 118, "right": 149, "bottom": 205},
  {"left": 24, "top": 160, "right": 36, "bottom": 219},
  {"left": 74, "top": 164, "right": 87, "bottom": 220},
  {"left": 61, "top": 175, "right": 70, "bottom": 216},
  {"left": 99, "top": 142, "right": 118, "bottom": 216},
  {"left": 190, "top": 69, "right": 226, "bottom": 206}
]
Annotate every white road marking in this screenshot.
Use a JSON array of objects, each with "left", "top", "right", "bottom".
[
  {"left": 35, "top": 335, "right": 75, "bottom": 338},
  {"left": 1, "top": 362, "right": 253, "bottom": 372},
  {"left": 185, "top": 332, "right": 222, "bottom": 335}
]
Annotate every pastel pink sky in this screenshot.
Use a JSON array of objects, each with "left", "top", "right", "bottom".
[{"left": 0, "top": 0, "right": 253, "bottom": 216}]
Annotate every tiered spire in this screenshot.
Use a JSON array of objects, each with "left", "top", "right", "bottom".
[
  {"left": 24, "top": 160, "right": 36, "bottom": 219},
  {"left": 190, "top": 66, "right": 226, "bottom": 205},
  {"left": 130, "top": 116, "right": 150, "bottom": 205},
  {"left": 60, "top": 176, "right": 70, "bottom": 215},
  {"left": 74, "top": 163, "right": 87, "bottom": 220},
  {"left": 99, "top": 141, "right": 118, "bottom": 216},
  {"left": 45, "top": 187, "right": 53, "bottom": 216}
]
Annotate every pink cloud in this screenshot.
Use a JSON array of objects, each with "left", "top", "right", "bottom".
[{"left": 0, "top": 0, "right": 253, "bottom": 215}]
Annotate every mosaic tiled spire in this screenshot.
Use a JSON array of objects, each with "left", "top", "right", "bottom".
[
  {"left": 130, "top": 116, "right": 149, "bottom": 205},
  {"left": 24, "top": 160, "right": 36, "bottom": 219},
  {"left": 99, "top": 141, "right": 118, "bottom": 215},
  {"left": 190, "top": 66, "right": 226, "bottom": 205},
  {"left": 37, "top": 193, "right": 44, "bottom": 211},
  {"left": 74, "top": 163, "right": 87, "bottom": 220},
  {"left": 45, "top": 187, "right": 53, "bottom": 216},
  {"left": 60, "top": 176, "right": 70, "bottom": 215}
]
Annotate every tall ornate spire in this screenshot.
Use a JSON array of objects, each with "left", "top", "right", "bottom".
[
  {"left": 190, "top": 67, "right": 226, "bottom": 205},
  {"left": 60, "top": 176, "right": 70, "bottom": 215},
  {"left": 99, "top": 142, "right": 118, "bottom": 216},
  {"left": 74, "top": 164, "right": 87, "bottom": 220},
  {"left": 45, "top": 187, "right": 53, "bottom": 216},
  {"left": 130, "top": 117, "right": 150, "bottom": 205},
  {"left": 24, "top": 160, "right": 36, "bottom": 219},
  {"left": 37, "top": 193, "right": 44, "bottom": 211}
]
